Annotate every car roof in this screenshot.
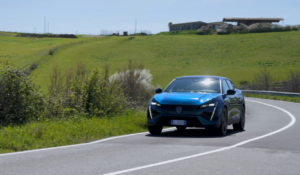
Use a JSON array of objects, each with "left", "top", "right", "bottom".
[{"left": 175, "top": 75, "right": 227, "bottom": 80}]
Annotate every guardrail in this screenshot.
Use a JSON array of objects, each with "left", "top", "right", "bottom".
[{"left": 241, "top": 90, "right": 300, "bottom": 98}]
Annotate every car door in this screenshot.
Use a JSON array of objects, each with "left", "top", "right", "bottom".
[
  {"left": 222, "top": 79, "right": 234, "bottom": 123},
  {"left": 225, "top": 79, "right": 241, "bottom": 123}
]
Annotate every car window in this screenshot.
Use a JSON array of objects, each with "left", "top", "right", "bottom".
[
  {"left": 165, "top": 78, "right": 220, "bottom": 93},
  {"left": 222, "top": 80, "right": 229, "bottom": 94},
  {"left": 229, "top": 80, "right": 236, "bottom": 89},
  {"left": 226, "top": 80, "right": 233, "bottom": 90}
]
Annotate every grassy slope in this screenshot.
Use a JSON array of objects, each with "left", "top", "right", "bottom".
[
  {"left": 31, "top": 31, "right": 300, "bottom": 91},
  {"left": 1, "top": 31, "right": 300, "bottom": 90},
  {"left": 0, "top": 32, "right": 91, "bottom": 68}
]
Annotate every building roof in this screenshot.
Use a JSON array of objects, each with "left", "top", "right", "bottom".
[
  {"left": 169, "top": 21, "right": 207, "bottom": 26},
  {"left": 223, "top": 18, "right": 284, "bottom": 22}
]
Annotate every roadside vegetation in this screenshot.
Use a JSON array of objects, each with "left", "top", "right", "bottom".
[
  {"left": 0, "top": 60, "right": 154, "bottom": 153},
  {"left": 0, "top": 111, "right": 146, "bottom": 154},
  {"left": 239, "top": 67, "right": 300, "bottom": 92}
]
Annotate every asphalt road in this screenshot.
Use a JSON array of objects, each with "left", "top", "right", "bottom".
[{"left": 1, "top": 97, "right": 300, "bottom": 175}]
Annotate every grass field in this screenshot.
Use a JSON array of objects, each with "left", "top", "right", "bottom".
[
  {"left": 1, "top": 31, "right": 300, "bottom": 91},
  {"left": 0, "top": 32, "right": 93, "bottom": 69},
  {"left": 0, "top": 110, "right": 147, "bottom": 154}
]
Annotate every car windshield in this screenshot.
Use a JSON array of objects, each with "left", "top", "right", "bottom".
[{"left": 164, "top": 78, "right": 220, "bottom": 93}]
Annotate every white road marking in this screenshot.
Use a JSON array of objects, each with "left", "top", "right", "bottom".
[
  {"left": 246, "top": 97, "right": 300, "bottom": 104},
  {"left": 104, "top": 99, "right": 296, "bottom": 175},
  {"left": 0, "top": 127, "right": 175, "bottom": 157}
]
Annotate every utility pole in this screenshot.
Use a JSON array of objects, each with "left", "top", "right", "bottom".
[
  {"left": 48, "top": 23, "right": 49, "bottom": 33},
  {"left": 34, "top": 27, "right": 36, "bottom": 33},
  {"left": 135, "top": 18, "right": 137, "bottom": 34},
  {"left": 44, "top": 16, "right": 46, "bottom": 34}
]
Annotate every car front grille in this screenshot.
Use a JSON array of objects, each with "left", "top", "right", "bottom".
[{"left": 160, "top": 105, "right": 198, "bottom": 111}]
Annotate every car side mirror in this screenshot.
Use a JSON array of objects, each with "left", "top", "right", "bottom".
[
  {"left": 227, "top": 90, "right": 236, "bottom": 95},
  {"left": 155, "top": 88, "right": 163, "bottom": 94}
]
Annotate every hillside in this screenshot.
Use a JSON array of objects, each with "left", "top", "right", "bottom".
[
  {"left": 1, "top": 31, "right": 300, "bottom": 91},
  {"left": 0, "top": 32, "right": 93, "bottom": 68}
]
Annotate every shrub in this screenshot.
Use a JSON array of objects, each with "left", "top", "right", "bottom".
[
  {"left": 29, "top": 63, "right": 38, "bottom": 71},
  {"left": 216, "top": 29, "right": 227, "bottom": 35},
  {"left": 253, "top": 67, "right": 274, "bottom": 90},
  {"left": 272, "top": 24, "right": 283, "bottom": 32},
  {"left": 217, "top": 24, "right": 232, "bottom": 34},
  {"left": 45, "top": 62, "right": 126, "bottom": 118},
  {"left": 240, "top": 80, "right": 250, "bottom": 86},
  {"left": 248, "top": 23, "right": 272, "bottom": 33},
  {"left": 282, "top": 25, "right": 291, "bottom": 31},
  {"left": 0, "top": 63, "right": 45, "bottom": 125},
  {"left": 197, "top": 25, "right": 214, "bottom": 35},
  {"left": 232, "top": 23, "right": 248, "bottom": 33},
  {"left": 109, "top": 60, "right": 156, "bottom": 108},
  {"left": 285, "top": 70, "right": 300, "bottom": 92},
  {"left": 291, "top": 25, "right": 299, "bottom": 31}
]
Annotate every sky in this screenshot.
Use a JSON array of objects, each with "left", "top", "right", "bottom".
[{"left": 0, "top": 0, "right": 299, "bottom": 34}]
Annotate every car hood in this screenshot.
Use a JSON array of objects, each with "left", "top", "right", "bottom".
[{"left": 153, "top": 92, "right": 220, "bottom": 105}]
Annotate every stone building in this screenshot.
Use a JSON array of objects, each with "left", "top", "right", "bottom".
[
  {"left": 168, "top": 21, "right": 207, "bottom": 31},
  {"left": 168, "top": 21, "right": 224, "bottom": 31},
  {"left": 222, "top": 18, "right": 284, "bottom": 26}
]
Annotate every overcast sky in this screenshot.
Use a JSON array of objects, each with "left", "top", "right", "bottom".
[{"left": 1, "top": 0, "right": 299, "bottom": 34}]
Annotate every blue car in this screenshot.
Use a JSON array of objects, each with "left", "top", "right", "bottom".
[{"left": 147, "top": 76, "right": 245, "bottom": 136}]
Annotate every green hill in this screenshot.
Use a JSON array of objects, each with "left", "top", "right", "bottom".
[{"left": 1, "top": 31, "right": 300, "bottom": 91}]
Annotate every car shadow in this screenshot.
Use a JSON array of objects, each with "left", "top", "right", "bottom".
[{"left": 146, "top": 128, "right": 245, "bottom": 138}]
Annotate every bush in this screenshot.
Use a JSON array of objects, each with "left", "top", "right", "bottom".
[
  {"left": 217, "top": 24, "right": 233, "bottom": 34},
  {"left": 46, "top": 62, "right": 126, "bottom": 118},
  {"left": 197, "top": 25, "right": 214, "bottom": 35},
  {"left": 272, "top": 24, "right": 283, "bottom": 32},
  {"left": 285, "top": 70, "right": 300, "bottom": 92},
  {"left": 253, "top": 67, "right": 274, "bottom": 90},
  {"left": 109, "top": 60, "right": 156, "bottom": 108},
  {"left": 0, "top": 63, "right": 45, "bottom": 125},
  {"left": 232, "top": 23, "right": 248, "bottom": 34},
  {"left": 291, "top": 25, "right": 299, "bottom": 31},
  {"left": 248, "top": 23, "right": 272, "bottom": 33},
  {"left": 216, "top": 29, "right": 227, "bottom": 35},
  {"left": 282, "top": 25, "right": 291, "bottom": 31}
]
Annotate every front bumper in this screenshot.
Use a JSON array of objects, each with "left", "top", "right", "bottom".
[{"left": 147, "top": 105, "right": 222, "bottom": 127}]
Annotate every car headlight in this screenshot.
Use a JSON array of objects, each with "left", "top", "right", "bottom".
[
  {"left": 199, "top": 102, "right": 218, "bottom": 108},
  {"left": 151, "top": 99, "right": 161, "bottom": 107}
]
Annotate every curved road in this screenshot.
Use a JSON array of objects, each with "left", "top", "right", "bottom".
[{"left": 1, "top": 98, "right": 300, "bottom": 175}]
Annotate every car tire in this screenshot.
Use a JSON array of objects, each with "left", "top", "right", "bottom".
[
  {"left": 233, "top": 106, "right": 245, "bottom": 131},
  {"left": 216, "top": 108, "right": 228, "bottom": 136},
  {"left": 148, "top": 126, "right": 163, "bottom": 135},
  {"left": 176, "top": 126, "right": 187, "bottom": 131}
]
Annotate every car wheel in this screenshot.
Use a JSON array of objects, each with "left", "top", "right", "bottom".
[
  {"left": 176, "top": 126, "right": 187, "bottom": 132},
  {"left": 233, "top": 106, "right": 245, "bottom": 131},
  {"left": 216, "top": 108, "right": 228, "bottom": 136},
  {"left": 148, "top": 126, "right": 163, "bottom": 135}
]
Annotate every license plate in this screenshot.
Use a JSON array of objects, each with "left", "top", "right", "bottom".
[{"left": 171, "top": 120, "right": 186, "bottom": 125}]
